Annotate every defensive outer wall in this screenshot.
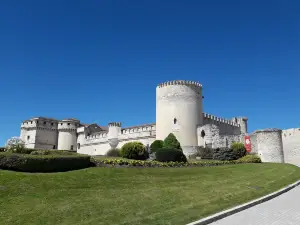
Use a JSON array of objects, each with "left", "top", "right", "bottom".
[{"left": 250, "top": 128, "right": 300, "bottom": 165}]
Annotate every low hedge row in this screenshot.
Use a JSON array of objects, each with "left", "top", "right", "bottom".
[
  {"left": 0, "top": 147, "right": 76, "bottom": 155},
  {"left": 0, "top": 152, "right": 91, "bottom": 172},
  {"left": 155, "top": 148, "right": 187, "bottom": 162},
  {"left": 91, "top": 154, "right": 261, "bottom": 168}
]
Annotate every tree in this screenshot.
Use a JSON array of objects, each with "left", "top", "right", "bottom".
[{"left": 163, "top": 133, "right": 182, "bottom": 150}]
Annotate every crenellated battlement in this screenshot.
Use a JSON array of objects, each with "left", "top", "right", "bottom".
[
  {"left": 202, "top": 113, "right": 240, "bottom": 127},
  {"left": 157, "top": 80, "right": 202, "bottom": 88},
  {"left": 86, "top": 132, "right": 108, "bottom": 140},
  {"left": 108, "top": 122, "right": 122, "bottom": 127},
  {"left": 121, "top": 123, "right": 156, "bottom": 134}
]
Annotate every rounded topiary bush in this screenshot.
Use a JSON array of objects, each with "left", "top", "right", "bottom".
[
  {"left": 236, "top": 154, "right": 261, "bottom": 163},
  {"left": 150, "top": 140, "right": 164, "bottom": 153},
  {"left": 106, "top": 148, "right": 121, "bottom": 157},
  {"left": 231, "top": 142, "right": 247, "bottom": 159},
  {"left": 163, "top": 133, "right": 182, "bottom": 150},
  {"left": 120, "top": 142, "right": 149, "bottom": 160},
  {"left": 155, "top": 148, "right": 187, "bottom": 163}
]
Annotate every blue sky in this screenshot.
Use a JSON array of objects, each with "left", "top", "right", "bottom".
[{"left": 0, "top": 0, "right": 299, "bottom": 145}]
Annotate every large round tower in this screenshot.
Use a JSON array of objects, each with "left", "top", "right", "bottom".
[
  {"left": 57, "top": 119, "right": 80, "bottom": 151},
  {"left": 254, "top": 128, "right": 284, "bottom": 163},
  {"left": 156, "top": 80, "right": 203, "bottom": 155},
  {"left": 107, "top": 122, "right": 121, "bottom": 149}
]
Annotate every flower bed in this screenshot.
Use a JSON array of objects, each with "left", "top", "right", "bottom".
[{"left": 91, "top": 154, "right": 261, "bottom": 168}]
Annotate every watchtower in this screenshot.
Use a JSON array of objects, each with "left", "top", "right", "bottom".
[
  {"left": 57, "top": 119, "right": 80, "bottom": 151},
  {"left": 156, "top": 80, "right": 203, "bottom": 155}
]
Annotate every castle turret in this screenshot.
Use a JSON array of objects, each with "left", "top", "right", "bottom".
[
  {"left": 156, "top": 80, "right": 203, "bottom": 156},
  {"left": 57, "top": 119, "right": 80, "bottom": 151},
  {"left": 107, "top": 122, "right": 121, "bottom": 149},
  {"left": 237, "top": 117, "right": 248, "bottom": 134},
  {"left": 254, "top": 128, "right": 284, "bottom": 163}
]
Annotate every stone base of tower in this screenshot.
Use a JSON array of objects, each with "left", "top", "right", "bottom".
[{"left": 182, "top": 146, "right": 197, "bottom": 158}]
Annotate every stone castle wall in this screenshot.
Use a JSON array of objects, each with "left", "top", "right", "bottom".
[
  {"left": 249, "top": 128, "right": 300, "bottom": 165},
  {"left": 202, "top": 113, "right": 241, "bottom": 135},
  {"left": 282, "top": 128, "right": 300, "bottom": 165}
]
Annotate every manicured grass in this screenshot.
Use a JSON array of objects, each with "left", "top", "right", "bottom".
[{"left": 0, "top": 163, "right": 300, "bottom": 225}]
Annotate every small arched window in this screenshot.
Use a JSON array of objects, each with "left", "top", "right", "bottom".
[
  {"left": 173, "top": 118, "right": 177, "bottom": 124},
  {"left": 201, "top": 130, "right": 205, "bottom": 138},
  {"left": 77, "top": 143, "right": 80, "bottom": 149}
]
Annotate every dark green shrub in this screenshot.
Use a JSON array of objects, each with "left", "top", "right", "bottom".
[
  {"left": 150, "top": 140, "right": 164, "bottom": 153},
  {"left": 236, "top": 154, "right": 262, "bottom": 163},
  {"left": 163, "top": 133, "right": 182, "bottom": 150},
  {"left": 212, "top": 147, "right": 236, "bottom": 161},
  {"left": 106, "top": 148, "right": 121, "bottom": 157},
  {"left": 155, "top": 148, "right": 187, "bottom": 163},
  {"left": 120, "top": 142, "right": 149, "bottom": 160},
  {"left": 0, "top": 152, "right": 91, "bottom": 172},
  {"left": 0, "top": 147, "right": 5, "bottom": 152},
  {"left": 231, "top": 142, "right": 246, "bottom": 159}
]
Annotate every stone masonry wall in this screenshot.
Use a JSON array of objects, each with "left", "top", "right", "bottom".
[{"left": 282, "top": 128, "right": 300, "bottom": 165}]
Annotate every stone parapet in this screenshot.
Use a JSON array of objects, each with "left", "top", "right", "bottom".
[{"left": 203, "top": 113, "right": 240, "bottom": 127}]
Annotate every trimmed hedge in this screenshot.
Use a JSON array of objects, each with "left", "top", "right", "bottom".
[
  {"left": 106, "top": 148, "right": 121, "bottom": 157},
  {"left": 0, "top": 153, "right": 91, "bottom": 172},
  {"left": 155, "top": 148, "right": 187, "bottom": 163},
  {"left": 121, "top": 142, "right": 149, "bottom": 160},
  {"left": 150, "top": 140, "right": 164, "bottom": 153}
]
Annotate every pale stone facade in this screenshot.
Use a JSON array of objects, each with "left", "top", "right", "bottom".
[{"left": 20, "top": 80, "right": 248, "bottom": 157}]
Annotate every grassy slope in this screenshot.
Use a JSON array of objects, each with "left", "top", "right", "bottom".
[{"left": 0, "top": 163, "right": 299, "bottom": 225}]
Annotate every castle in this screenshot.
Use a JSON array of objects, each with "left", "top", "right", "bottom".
[{"left": 20, "top": 80, "right": 248, "bottom": 157}]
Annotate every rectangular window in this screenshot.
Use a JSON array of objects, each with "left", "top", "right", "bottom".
[
  {"left": 53, "top": 145, "right": 56, "bottom": 149},
  {"left": 27, "top": 136, "right": 30, "bottom": 140},
  {"left": 70, "top": 145, "right": 74, "bottom": 150}
]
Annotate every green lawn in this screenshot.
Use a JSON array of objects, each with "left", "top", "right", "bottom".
[{"left": 0, "top": 163, "right": 299, "bottom": 225}]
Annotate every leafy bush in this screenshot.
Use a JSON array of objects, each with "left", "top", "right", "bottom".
[
  {"left": 106, "top": 148, "right": 121, "bottom": 157},
  {"left": 163, "top": 133, "right": 182, "bottom": 150},
  {"left": 120, "top": 142, "right": 149, "bottom": 160},
  {"left": 0, "top": 152, "right": 91, "bottom": 172},
  {"left": 231, "top": 142, "right": 247, "bottom": 159},
  {"left": 0, "top": 147, "right": 5, "bottom": 152},
  {"left": 150, "top": 140, "right": 164, "bottom": 153},
  {"left": 212, "top": 147, "right": 236, "bottom": 161},
  {"left": 236, "top": 154, "right": 262, "bottom": 163},
  {"left": 155, "top": 148, "right": 187, "bottom": 163}
]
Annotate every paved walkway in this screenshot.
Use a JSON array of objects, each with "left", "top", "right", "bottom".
[{"left": 211, "top": 183, "right": 300, "bottom": 225}]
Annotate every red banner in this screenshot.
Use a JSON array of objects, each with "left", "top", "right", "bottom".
[{"left": 244, "top": 136, "right": 251, "bottom": 152}]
